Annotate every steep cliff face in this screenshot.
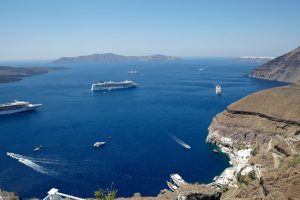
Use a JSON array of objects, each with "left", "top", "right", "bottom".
[
  {"left": 206, "top": 85, "right": 300, "bottom": 200},
  {"left": 177, "top": 184, "right": 221, "bottom": 200},
  {"left": 207, "top": 85, "right": 300, "bottom": 146},
  {"left": 250, "top": 47, "right": 300, "bottom": 84}
]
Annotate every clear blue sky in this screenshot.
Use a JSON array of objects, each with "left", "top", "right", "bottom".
[{"left": 0, "top": 0, "right": 300, "bottom": 60}]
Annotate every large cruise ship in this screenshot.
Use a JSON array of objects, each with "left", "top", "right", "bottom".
[
  {"left": 0, "top": 100, "right": 42, "bottom": 115},
  {"left": 91, "top": 80, "right": 138, "bottom": 91}
]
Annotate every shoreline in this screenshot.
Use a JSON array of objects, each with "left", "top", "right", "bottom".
[
  {"left": 206, "top": 131, "right": 258, "bottom": 189},
  {"left": 0, "top": 66, "right": 66, "bottom": 84}
]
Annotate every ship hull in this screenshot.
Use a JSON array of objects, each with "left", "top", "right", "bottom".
[
  {"left": 91, "top": 85, "right": 137, "bottom": 91},
  {"left": 0, "top": 104, "right": 42, "bottom": 115}
]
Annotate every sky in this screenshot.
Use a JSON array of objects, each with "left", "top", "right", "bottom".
[{"left": 0, "top": 0, "right": 300, "bottom": 60}]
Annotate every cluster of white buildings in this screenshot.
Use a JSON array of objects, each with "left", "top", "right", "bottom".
[{"left": 209, "top": 132, "right": 254, "bottom": 188}]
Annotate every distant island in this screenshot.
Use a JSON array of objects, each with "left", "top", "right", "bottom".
[
  {"left": 236, "top": 56, "right": 275, "bottom": 62},
  {"left": 251, "top": 46, "right": 300, "bottom": 84},
  {"left": 0, "top": 66, "right": 66, "bottom": 83},
  {"left": 52, "top": 53, "right": 181, "bottom": 63}
]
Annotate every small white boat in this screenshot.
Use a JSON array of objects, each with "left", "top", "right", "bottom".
[
  {"left": 216, "top": 85, "right": 222, "bottom": 95},
  {"left": 33, "top": 147, "right": 41, "bottom": 152},
  {"left": 33, "top": 145, "right": 44, "bottom": 152},
  {"left": 171, "top": 136, "right": 191, "bottom": 150},
  {"left": 167, "top": 181, "right": 178, "bottom": 192},
  {"left": 213, "top": 176, "right": 218, "bottom": 181},
  {"left": 93, "top": 141, "right": 106, "bottom": 148},
  {"left": 128, "top": 70, "right": 139, "bottom": 74}
]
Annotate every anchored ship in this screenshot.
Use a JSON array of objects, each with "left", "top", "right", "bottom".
[
  {"left": 0, "top": 100, "right": 42, "bottom": 115},
  {"left": 216, "top": 85, "right": 222, "bottom": 95},
  {"left": 91, "top": 80, "right": 137, "bottom": 91},
  {"left": 128, "top": 70, "right": 139, "bottom": 74},
  {"left": 167, "top": 173, "right": 187, "bottom": 191}
]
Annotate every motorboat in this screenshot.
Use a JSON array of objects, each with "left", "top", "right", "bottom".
[{"left": 93, "top": 141, "right": 106, "bottom": 148}]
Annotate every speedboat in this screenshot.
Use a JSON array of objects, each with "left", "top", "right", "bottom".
[
  {"left": 33, "top": 147, "right": 41, "bottom": 152},
  {"left": 93, "top": 141, "right": 106, "bottom": 148},
  {"left": 33, "top": 145, "right": 44, "bottom": 152}
]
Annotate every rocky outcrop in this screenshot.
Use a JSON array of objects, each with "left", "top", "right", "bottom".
[
  {"left": 0, "top": 189, "right": 20, "bottom": 200},
  {"left": 177, "top": 184, "right": 221, "bottom": 200},
  {"left": 207, "top": 85, "right": 300, "bottom": 146},
  {"left": 206, "top": 85, "right": 300, "bottom": 200},
  {"left": 250, "top": 46, "right": 300, "bottom": 84}
]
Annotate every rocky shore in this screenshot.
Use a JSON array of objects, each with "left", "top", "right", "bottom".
[{"left": 0, "top": 189, "right": 20, "bottom": 200}]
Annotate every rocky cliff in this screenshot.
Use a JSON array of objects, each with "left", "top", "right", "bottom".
[
  {"left": 0, "top": 189, "right": 20, "bottom": 200},
  {"left": 116, "top": 184, "right": 221, "bottom": 200},
  {"left": 207, "top": 85, "right": 300, "bottom": 146},
  {"left": 250, "top": 46, "right": 300, "bottom": 84},
  {"left": 207, "top": 85, "right": 300, "bottom": 200}
]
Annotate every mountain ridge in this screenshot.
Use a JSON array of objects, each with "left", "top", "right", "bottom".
[
  {"left": 52, "top": 53, "right": 180, "bottom": 63},
  {"left": 250, "top": 46, "right": 300, "bottom": 84}
]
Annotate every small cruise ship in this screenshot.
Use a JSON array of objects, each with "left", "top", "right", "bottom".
[
  {"left": 0, "top": 100, "right": 42, "bottom": 115},
  {"left": 216, "top": 85, "right": 222, "bottom": 95},
  {"left": 91, "top": 80, "right": 137, "bottom": 91}
]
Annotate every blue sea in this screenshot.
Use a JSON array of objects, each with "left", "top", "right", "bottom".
[{"left": 0, "top": 59, "right": 285, "bottom": 198}]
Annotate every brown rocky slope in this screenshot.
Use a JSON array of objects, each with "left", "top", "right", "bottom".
[
  {"left": 251, "top": 46, "right": 300, "bottom": 84},
  {"left": 207, "top": 85, "right": 300, "bottom": 200}
]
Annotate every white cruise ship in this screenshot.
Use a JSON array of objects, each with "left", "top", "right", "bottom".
[
  {"left": 0, "top": 100, "right": 42, "bottom": 115},
  {"left": 91, "top": 80, "right": 137, "bottom": 91}
]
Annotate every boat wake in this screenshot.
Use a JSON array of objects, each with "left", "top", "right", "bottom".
[
  {"left": 169, "top": 135, "right": 191, "bottom": 149},
  {"left": 198, "top": 68, "right": 206, "bottom": 71},
  {"left": 7, "top": 152, "right": 60, "bottom": 177}
]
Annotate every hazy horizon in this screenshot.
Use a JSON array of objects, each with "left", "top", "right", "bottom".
[{"left": 1, "top": 0, "right": 300, "bottom": 60}]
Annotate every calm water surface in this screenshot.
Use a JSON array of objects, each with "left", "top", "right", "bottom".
[{"left": 0, "top": 59, "right": 285, "bottom": 198}]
